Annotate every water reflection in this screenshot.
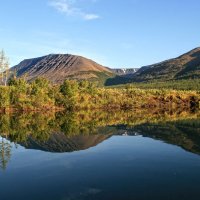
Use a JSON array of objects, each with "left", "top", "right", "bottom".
[
  {"left": 0, "top": 138, "right": 11, "bottom": 170},
  {"left": 0, "top": 109, "right": 200, "bottom": 170}
]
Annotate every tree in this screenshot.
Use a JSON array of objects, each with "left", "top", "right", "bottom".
[
  {"left": 79, "top": 80, "right": 97, "bottom": 94},
  {"left": 4, "top": 58, "right": 10, "bottom": 86},
  {"left": 60, "top": 80, "right": 79, "bottom": 109},
  {"left": 9, "top": 78, "right": 28, "bottom": 108},
  {"left": 0, "top": 50, "right": 5, "bottom": 84},
  {"left": 0, "top": 87, "right": 10, "bottom": 108},
  {"left": 0, "top": 50, "right": 10, "bottom": 86},
  {"left": 30, "top": 77, "right": 54, "bottom": 108},
  {"left": 0, "top": 138, "right": 12, "bottom": 170},
  {"left": 60, "top": 80, "right": 79, "bottom": 97}
]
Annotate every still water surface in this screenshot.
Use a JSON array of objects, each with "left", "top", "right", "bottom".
[{"left": 0, "top": 111, "right": 200, "bottom": 200}]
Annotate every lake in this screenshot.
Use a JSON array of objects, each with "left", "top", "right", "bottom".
[{"left": 0, "top": 110, "right": 200, "bottom": 200}]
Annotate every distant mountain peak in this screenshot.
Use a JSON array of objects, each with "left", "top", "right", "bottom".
[{"left": 110, "top": 68, "right": 139, "bottom": 76}]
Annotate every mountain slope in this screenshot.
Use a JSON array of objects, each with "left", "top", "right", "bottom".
[
  {"left": 21, "top": 132, "right": 112, "bottom": 153},
  {"left": 133, "top": 47, "right": 200, "bottom": 82},
  {"left": 12, "top": 47, "right": 200, "bottom": 85},
  {"left": 12, "top": 54, "right": 114, "bottom": 84}
]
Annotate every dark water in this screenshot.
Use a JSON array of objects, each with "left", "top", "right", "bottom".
[{"left": 0, "top": 111, "right": 200, "bottom": 200}]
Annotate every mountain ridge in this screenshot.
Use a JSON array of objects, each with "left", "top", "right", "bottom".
[
  {"left": 11, "top": 47, "right": 200, "bottom": 85},
  {"left": 133, "top": 47, "right": 200, "bottom": 82},
  {"left": 12, "top": 54, "right": 114, "bottom": 84}
]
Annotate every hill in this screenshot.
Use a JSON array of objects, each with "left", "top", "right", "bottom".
[
  {"left": 133, "top": 47, "right": 200, "bottom": 82},
  {"left": 12, "top": 54, "right": 115, "bottom": 84}
]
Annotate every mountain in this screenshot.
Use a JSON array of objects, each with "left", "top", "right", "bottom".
[
  {"left": 11, "top": 47, "right": 200, "bottom": 85},
  {"left": 110, "top": 68, "right": 139, "bottom": 77},
  {"left": 20, "top": 132, "right": 113, "bottom": 153},
  {"left": 133, "top": 47, "right": 200, "bottom": 82},
  {"left": 17, "top": 119, "right": 200, "bottom": 155},
  {"left": 12, "top": 54, "right": 114, "bottom": 84}
]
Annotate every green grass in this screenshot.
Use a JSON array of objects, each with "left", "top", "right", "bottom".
[{"left": 107, "top": 79, "right": 200, "bottom": 91}]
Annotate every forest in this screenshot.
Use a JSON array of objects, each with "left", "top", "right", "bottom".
[
  {"left": 0, "top": 77, "right": 199, "bottom": 112},
  {"left": 110, "top": 79, "right": 200, "bottom": 91}
]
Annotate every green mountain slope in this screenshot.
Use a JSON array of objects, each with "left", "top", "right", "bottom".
[{"left": 133, "top": 47, "right": 200, "bottom": 82}]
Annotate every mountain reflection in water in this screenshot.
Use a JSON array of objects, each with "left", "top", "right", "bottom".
[{"left": 0, "top": 109, "right": 200, "bottom": 170}]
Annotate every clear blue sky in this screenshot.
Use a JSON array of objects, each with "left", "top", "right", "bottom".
[{"left": 0, "top": 0, "right": 200, "bottom": 68}]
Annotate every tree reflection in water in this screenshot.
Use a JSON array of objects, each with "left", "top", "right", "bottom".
[
  {"left": 0, "top": 109, "right": 200, "bottom": 170},
  {"left": 0, "top": 138, "right": 11, "bottom": 170}
]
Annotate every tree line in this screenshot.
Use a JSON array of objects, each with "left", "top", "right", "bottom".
[
  {"left": 111, "top": 79, "right": 200, "bottom": 91},
  {"left": 0, "top": 50, "right": 199, "bottom": 111},
  {"left": 0, "top": 76, "right": 199, "bottom": 112}
]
